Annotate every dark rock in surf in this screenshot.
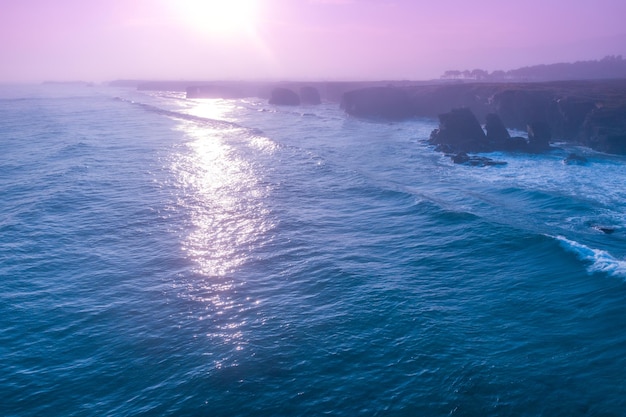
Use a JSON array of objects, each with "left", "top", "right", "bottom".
[
  {"left": 484, "top": 113, "right": 511, "bottom": 146},
  {"left": 269, "top": 87, "right": 300, "bottom": 106},
  {"left": 452, "top": 152, "right": 507, "bottom": 167},
  {"left": 527, "top": 121, "right": 552, "bottom": 152},
  {"left": 484, "top": 113, "right": 530, "bottom": 151},
  {"left": 563, "top": 153, "right": 589, "bottom": 165},
  {"left": 598, "top": 226, "right": 616, "bottom": 234},
  {"left": 504, "top": 136, "right": 531, "bottom": 152},
  {"left": 428, "top": 108, "right": 488, "bottom": 153},
  {"left": 451, "top": 152, "right": 470, "bottom": 164},
  {"left": 430, "top": 107, "right": 557, "bottom": 158}
]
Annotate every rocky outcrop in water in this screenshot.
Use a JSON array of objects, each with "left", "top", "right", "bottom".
[
  {"left": 269, "top": 87, "right": 301, "bottom": 106},
  {"left": 451, "top": 152, "right": 507, "bottom": 166},
  {"left": 527, "top": 121, "right": 552, "bottom": 152},
  {"left": 428, "top": 108, "right": 488, "bottom": 153},
  {"left": 428, "top": 108, "right": 555, "bottom": 157},
  {"left": 563, "top": 153, "right": 589, "bottom": 165},
  {"left": 484, "top": 113, "right": 528, "bottom": 152},
  {"left": 484, "top": 113, "right": 510, "bottom": 144},
  {"left": 341, "top": 80, "right": 626, "bottom": 155}
]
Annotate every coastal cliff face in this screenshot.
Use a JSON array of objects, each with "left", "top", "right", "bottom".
[
  {"left": 340, "top": 80, "right": 626, "bottom": 155},
  {"left": 340, "top": 87, "right": 414, "bottom": 120},
  {"left": 580, "top": 106, "right": 626, "bottom": 154},
  {"left": 299, "top": 86, "right": 322, "bottom": 105},
  {"left": 112, "top": 78, "right": 626, "bottom": 155}
]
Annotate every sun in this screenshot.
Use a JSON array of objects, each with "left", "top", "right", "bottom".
[{"left": 169, "top": 0, "right": 259, "bottom": 37}]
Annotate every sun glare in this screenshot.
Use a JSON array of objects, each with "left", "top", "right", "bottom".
[{"left": 171, "top": 0, "right": 259, "bottom": 37}]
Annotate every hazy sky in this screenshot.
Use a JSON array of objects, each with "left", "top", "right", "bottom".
[{"left": 2, "top": 0, "right": 626, "bottom": 82}]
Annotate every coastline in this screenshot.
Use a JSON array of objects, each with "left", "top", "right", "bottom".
[{"left": 108, "top": 78, "right": 626, "bottom": 155}]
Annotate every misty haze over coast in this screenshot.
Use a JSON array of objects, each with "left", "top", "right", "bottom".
[{"left": 2, "top": 0, "right": 626, "bottom": 83}]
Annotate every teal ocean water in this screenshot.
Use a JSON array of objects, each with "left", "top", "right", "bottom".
[{"left": 2, "top": 84, "right": 626, "bottom": 416}]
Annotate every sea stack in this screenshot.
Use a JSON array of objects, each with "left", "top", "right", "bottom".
[{"left": 269, "top": 87, "right": 301, "bottom": 105}]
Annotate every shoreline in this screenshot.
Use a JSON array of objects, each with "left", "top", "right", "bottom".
[{"left": 107, "top": 78, "right": 626, "bottom": 155}]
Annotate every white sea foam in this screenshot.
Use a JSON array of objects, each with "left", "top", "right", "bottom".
[{"left": 554, "top": 235, "right": 626, "bottom": 278}]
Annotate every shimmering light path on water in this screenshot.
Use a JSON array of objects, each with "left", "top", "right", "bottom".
[{"left": 1, "top": 85, "right": 626, "bottom": 416}]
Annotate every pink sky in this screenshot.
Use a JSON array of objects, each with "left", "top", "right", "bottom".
[{"left": 1, "top": 0, "right": 625, "bottom": 82}]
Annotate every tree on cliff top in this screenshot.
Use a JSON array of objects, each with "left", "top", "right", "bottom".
[{"left": 440, "top": 56, "right": 626, "bottom": 82}]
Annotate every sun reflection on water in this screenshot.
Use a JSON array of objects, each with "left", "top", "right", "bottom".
[
  {"left": 186, "top": 98, "right": 239, "bottom": 123},
  {"left": 170, "top": 100, "right": 275, "bottom": 358},
  {"left": 174, "top": 125, "right": 272, "bottom": 277}
]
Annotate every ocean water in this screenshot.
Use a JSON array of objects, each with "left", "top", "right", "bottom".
[{"left": 2, "top": 83, "right": 626, "bottom": 416}]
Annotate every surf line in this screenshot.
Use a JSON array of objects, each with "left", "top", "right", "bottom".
[
  {"left": 551, "top": 234, "right": 626, "bottom": 278},
  {"left": 113, "top": 96, "right": 248, "bottom": 131}
]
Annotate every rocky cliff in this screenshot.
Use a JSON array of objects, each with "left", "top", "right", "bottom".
[{"left": 341, "top": 80, "right": 626, "bottom": 155}]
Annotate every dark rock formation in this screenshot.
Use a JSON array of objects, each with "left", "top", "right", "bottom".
[
  {"left": 452, "top": 152, "right": 507, "bottom": 167},
  {"left": 557, "top": 97, "right": 597, "bottom": 138},
  {"left": 269, "top": 87, "right": 301, "bottom": 105},
  {"left": 484, "top": 113, "right": 510, "bottom": 145},
  {"left": 299, "top": 86, "right": 321, "bottom": 105},
  {"left": 527, "top": 121, "right": 552, "bottom": 152},
  {"left": 492, "top": 89, "right": 556, "bottom": 131},
  {"left": 428, "top": 108, "right": 489, "bottom": 153},
  {"left": 410, "top": 83, "right": 498, "bottom": 120},
  {"left": 451, "top": 152, "right": 471, "bottom": 164},
  {"left": 484, "top": 113, "right": 533, "bottom": 151},
  {"left": 596, "top": 226, "right": 616, "bottom": 234},
  {"left": 579, "top": 106, "right": 626, "bottom": 154},
  {"left": 341, "top": 87, "right": 413, "bottom": 119},
  {"left": 341, "top": 80, "right": 626, "bottom": 155},
  {"left": 563, "top": 153, "right": 589, "bottom": 165},
  {"left": 430, "top": 108, "right": 556, "bottom": 159},
  {"left": 506, "top": 136, "right": 532, "bottom": 151}
]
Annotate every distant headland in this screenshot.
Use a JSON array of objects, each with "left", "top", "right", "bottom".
[{"left": 107, "top": 78, "right": 426, "bottom": 102}]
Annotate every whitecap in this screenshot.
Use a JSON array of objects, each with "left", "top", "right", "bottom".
[{"left": 553, "top": 235, "right": 626, "bottom": 278}]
